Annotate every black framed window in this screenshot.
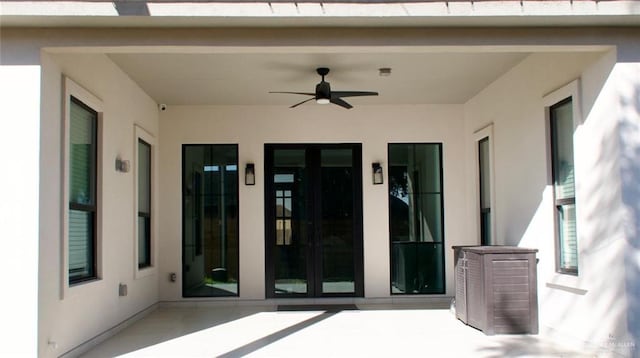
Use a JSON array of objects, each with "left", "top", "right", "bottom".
[
  {"left": 478, "top": 136, "right": 491, "bottom": 245},
  {"left": 388, "top": 143, "right": 445, "bottom": 294},
  {"left": 550, "top": 97, "right": 578, "bottom": 274},
  {"left": 68, "top": 96, "right": 98, "bottom": 284},
  {"left": 183, "top": 145, "right": 239, "bottom": 297},
  {"left": 138, "top": 139, "right": 152, "bottom": 269}
]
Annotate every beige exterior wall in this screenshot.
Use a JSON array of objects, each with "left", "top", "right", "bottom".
[
  {"left": 158, "top": 104, "right": 467, "bottom": 301},
  {"left": 0, "top": 64, "right": 40, "bottom": 357},
  {"left": 464, "top": 50, "right": 640, "bottom": 355},
  {"left": 37, "top": 52, "right": 160, "bottom": 357}
]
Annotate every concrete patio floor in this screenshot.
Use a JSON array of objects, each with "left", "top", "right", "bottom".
[{"left": 80, "top": 303, "right": 598, "bottom": 358}]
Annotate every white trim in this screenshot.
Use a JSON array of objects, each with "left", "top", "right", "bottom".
[
  {"left": 473, "top": 123, "right": 497, "bottom": 245},
  {"left": 543, "top": 79, "right": 583, "bottom": 128},
  {"left": 134, "top": 124, "right": 158, "bottom": 279},
  {"left": 542, "top": 78, "right": 585, "bottom": 290},
  {"left": 61, "top": 76, "right": 105, "bottom": 299}
]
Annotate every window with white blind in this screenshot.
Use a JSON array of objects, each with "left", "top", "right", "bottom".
[
  {"left": 63, "top": 78, "right": 103, "bottom": 292},
  {"left": 550, "top": 97, "right": 578, "bottom": 275},
  {"left": 68, "top": 96, "right": 98, "bottom": 284}
]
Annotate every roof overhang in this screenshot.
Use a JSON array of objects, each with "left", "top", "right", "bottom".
[{"left": 2, "top": 0, "right": 640, "bottom": 28}]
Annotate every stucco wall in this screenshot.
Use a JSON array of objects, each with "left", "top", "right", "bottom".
[
  {"left": 464, "top": 50, "right": 640, "bottom": 355},
  {"left": 38, "top": 52, "right": 160, "bottom": 358},
  {"left": 158, "top": 104, "right": 469, "bottom": 301},
  {"left": 616, "top": 60, "right": 640, "bottom": 358},
  {"left": 0, "top": 64, "right": 40, "bottom": 357}
]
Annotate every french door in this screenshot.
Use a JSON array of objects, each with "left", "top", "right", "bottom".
[{"left": 265, "top": 144, "right": 364, "bottom": 298}]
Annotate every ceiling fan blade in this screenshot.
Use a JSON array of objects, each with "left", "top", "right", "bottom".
[
  {"left": 290, "top": 97, "right": 315, "bottom": 108},
  {"left": 332, "top": 91, "right": 379, "bottom": 98},
  {"left": 330, "top": 97, "right": 353, "bottom": 109},
  {"left": 270, "top": 91, "right": 315, "bottom": 96}
]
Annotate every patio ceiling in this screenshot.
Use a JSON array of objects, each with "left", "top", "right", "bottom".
[{"left": 107, "top": 51, "right": 530, "bottom": 106}]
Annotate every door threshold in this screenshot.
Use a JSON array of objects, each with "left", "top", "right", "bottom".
[{"left": 277, "top": 304, "right": 358, "bottom": 312}]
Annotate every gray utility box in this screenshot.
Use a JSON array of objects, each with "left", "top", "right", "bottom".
[{"left": 453, "top": 246, "right": 538, "bottom": 335}]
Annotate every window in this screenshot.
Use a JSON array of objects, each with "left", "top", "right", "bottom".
[
  {"left": 135, "top": 125, "right": 156, "bottom": 278},
  {"left": 63, "top": 77, "right": 103, "bottom": 295},
  {"left": 183, "top": 145, "right": 239, "bottom": 297},
  {"left": 388, "top": 143, "right": 445, "bottom": 294},
  {"left": 68, "top": 96, "right": 98, "bottom": 284},
  {"left": 550, "top": 97, "right": 578, "bottom": 274},
  {"left": 478, "top": 137, "right": 491, "bottom": 245},
  {"left": 475, "top": 124, "right": 495, "bottom": 246},
  {"left": 138, "top": 139, "right": 151, "bottom": 269}
]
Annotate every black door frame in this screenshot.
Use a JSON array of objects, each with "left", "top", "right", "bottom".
[{"left": 264, "top": 143, "right": 364, "bottom": 298}]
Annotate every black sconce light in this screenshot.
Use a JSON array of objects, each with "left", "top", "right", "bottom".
[
  {"left": 245, "top": 163, "right": 255, "bottom": 185},
  {"left": 372, "top": 162, "right": 383, "bottom": 185}
]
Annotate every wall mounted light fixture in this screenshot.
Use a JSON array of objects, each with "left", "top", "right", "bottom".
[
  {"left": 372, "top": 162, "right": 383, "bottom": 185},
  {"left": 245, "top": 163, "right": 255, "bottom": 185},
  {"left": 118, "top": 283, "right": 128, "bottom": 297},
  {"left": 115, "top": 157, "right": 130, "bottom": 173}
]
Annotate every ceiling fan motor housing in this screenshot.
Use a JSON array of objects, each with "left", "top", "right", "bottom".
[{"left": 315, "top": 81, "right": 331, "bottom": 101}]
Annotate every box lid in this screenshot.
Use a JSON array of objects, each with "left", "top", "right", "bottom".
[{"left": 452, "top": 245, "right": 538, "bottom": 254}]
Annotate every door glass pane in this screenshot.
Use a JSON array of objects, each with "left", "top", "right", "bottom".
[
  {"left": 321, "top": 149, "right": 355, "bottom": 294},
  {"left": 275, "top": 150, "right": 305, "bottom": 167},
  {"left": 273, "top": 149, "right": 308, "bottom": 295},
  {"left": 183, "top": 145, "right": 239, "bottom": 297},
  {"left": 389, "top": 143, "right": 445, "bottom": 294}
]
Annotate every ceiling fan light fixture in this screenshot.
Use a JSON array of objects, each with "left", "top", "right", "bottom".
[{"left": 270, "top": 67, "right": 378, "bottom": 109}]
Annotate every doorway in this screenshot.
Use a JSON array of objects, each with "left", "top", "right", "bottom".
[{"left": 265, "top": 144, "right": 364, "bottom": 298}]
